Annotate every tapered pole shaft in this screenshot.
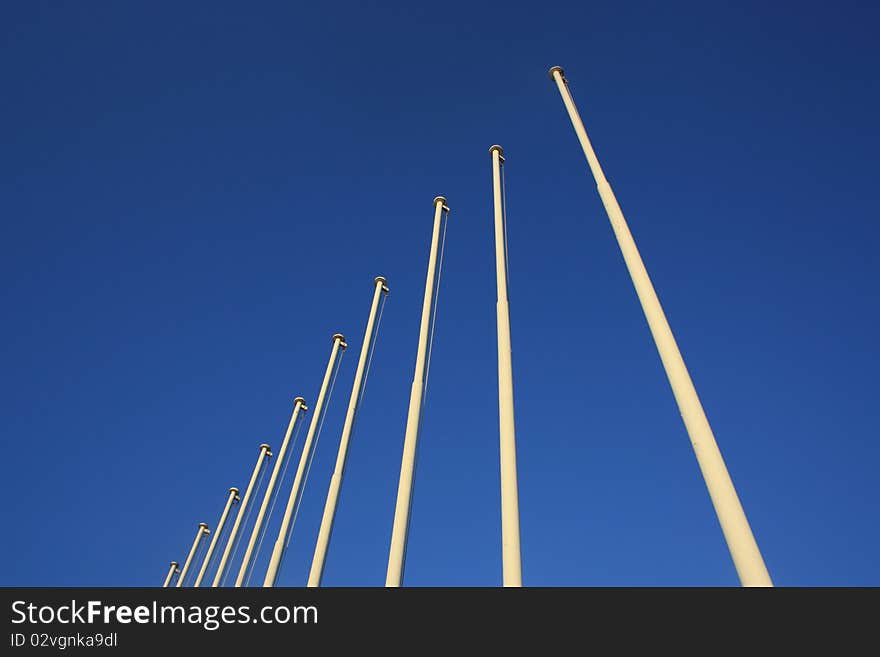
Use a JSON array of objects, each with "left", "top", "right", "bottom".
[
  {"left": 234, "top": 399, "right": 307, "bottom": 587},
  {"left": 548, "top": 65, "right": 772, "bottom": 587},
  {"left": 264, "top": 334, "right": 347, "bottom": 587},
  {"left": 194, "top": 487, "right": 239, "bottom": 587},
  {"left": 177, "top": 523, "right": 209, "bottom": 587},
  {"left": 308, "top": 277, "right": 389, "bottom": 587},
  {"left": 490, "top": 146, "right": 523, "bottom": 587},
  {"left": 162, "top": 561, "right": 179, "bottom": 587},
  {"left": 386, "top": 196, "right": 448, "bottom": 587},
  {"left": 212, "top": 444, "right": 272, "bottom": 587}
]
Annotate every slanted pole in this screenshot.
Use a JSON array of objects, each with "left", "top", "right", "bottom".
[
  {"left": 548, "top": 65, "right": 772, "bottom": 587},
  {"left": 308, "top": 277, "right": 389, "bottom": 586},
  {"left": 263, "top": 334, "right": 347, "bottom": 587},
  {"left": 235, "top": 399, "right": 307, "bottom": 587},
  {"left": 490, "top": 145, "right": 523, "bottom": 587},
  {"left": 177, "top": 522, "right": 209, "bottom": 587},
  {"left": 386, "top": 196, "right": 449, "bottom": 587},
  {"left": 212, "top": 444, "right": 271, "bottom": 587},
  {"left": 194, "top": 487, "right": 239, "bottom": 587},
  {"left": 162, "top": 561, "right": 179, "bottom": 587}
]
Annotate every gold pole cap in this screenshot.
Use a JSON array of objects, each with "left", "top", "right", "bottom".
[
  {"left": 170, "top": 561, "right": 179, "bottom": 568},
  {"left": 259, "top": 443, "right": 271, "bottom": 452},
  {"left": 374, "top": 276, "right": 387, "bottom": 287},
  {"left": 433, "top": 196, "right": 447, "bottom": 207},
  {"left": 331, "top": 333, "right": 345, "bottom": 343},
  {"left": 229, "top": 487, "right": 240, "bottom": 496},
  {"left": 489, "top": 144, "right": 504, "bottom": 157},
  {"left": 198, "top": 522, "right": 210, "bottom": 534},
  {"left": 293, "top": 396, "right": 306, "bottom": 406},
  {"left": 548, "top": 65, "right": 565, "bottom": 80}
]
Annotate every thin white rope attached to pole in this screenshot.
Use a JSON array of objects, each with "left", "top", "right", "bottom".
[
  {"left": 199, "top": 506, "right": 229, "bottom": 584},
  {"left": 357, "top": 291, "right": 387, "bottom": 412},
  {"left": 400, "top": 206, "right": 449, "bottom": 579},
  {"left": 244, "top": 418, "right": 304, "bottom": 586},
  {"left": 284, "top": 349, "right": 345, "bottom": 552},
  {"left": 500, "top": 156, "right": 511, "bottom": 288},
  {"left": 422, "top": 206, "right": 449, "bottom": 403},
  {"left": 220, "top": 459, "right": 268, "bottom": 586}
]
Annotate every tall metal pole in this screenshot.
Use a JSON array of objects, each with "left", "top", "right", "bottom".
[
  {"left": 490, "top": 145, "right": 523, "bottom": 587},
  {"left": 386, "top": 196, "right": 448, "bottom": 587},
  {"left": 194, "top": 487, "right": 239, "bottom": 587},
  {"left": 176, "top": 522, "right": 209, "bottom": 587},
  {"left": 234, "top": 398, "right": 307, "bottom": 587},
  {"left": 264, "top": 334, "right": 347, "bottom": 587},
  {"left": 162, "top": 561, "right": 179, "bottom": 587},
  {"left": 548, "top": 65, "right": 772, "bottom": 587},
  {"left": 212, "top": 443, "right": 272, "bottom": 587},
  {"left": 308, "top": 277, "right": 389, "bottom": 587}
]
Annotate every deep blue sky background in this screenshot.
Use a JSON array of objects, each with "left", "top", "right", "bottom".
[{"left": 2, "top": 1, "right": 878, "bottom": 586}]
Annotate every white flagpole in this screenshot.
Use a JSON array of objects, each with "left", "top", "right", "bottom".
[
  {"left": 176, "top": 522, "right": 209, "bottom": 587},
  {"left": 386, "top": 196, "right": 449, "bottom": 587},
  {"left": 212, "top": 443, "right": 272, "bottom": 587},
  {"left": 490, "top": 145, "right": 523, "bottom": 587},
  {"left": 548, "top": 65, "right": 772, "bottom": 587},
  {"left": 308, "top": 277, "right": 389, "bottom": 587},
  {"left": 194, "top": 487, "right": 239, "bottom": 587},
  {"left": 234, "top": 398, "right": 307, "bottom": 587},
  {"left": 263, "top": 334, "right": 347, "bottom": 587},
  {"left": 162, "top": 561, "right": 179, "bottom": 587}
]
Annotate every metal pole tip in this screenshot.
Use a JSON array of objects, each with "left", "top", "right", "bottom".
[
  {"left": 331, "top": 333, "right": 346, "bottom": 343},
  {"left": 433, "top": 196, "right": 447, "bottom": 207},
  {"left": 170, "top": 561, "right": 179, "bottom": 568},
  {"left": 374, "top": 276, "right": 387, "bottom": 287},
  {"left": 489, "top": 144, "right": 504, "bottom": 156},
  {"left": 293, "top": 396, "right": 306, "bottom": 405},
  {"left": 548, "top": 65, "right": 565, "bottom": 80},
  {"left": 259, "top": 443, "right": 271, "bottom": 451},
  {"left": 229, "top": 487, "right": 240, "bottom": 495},
  {"left": 198, "top": 523, "right": 210, "bottom": 533}
]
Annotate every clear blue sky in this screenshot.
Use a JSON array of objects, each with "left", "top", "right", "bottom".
[{"left": 2, "top": 1, "right": 878, "bottom": 586}]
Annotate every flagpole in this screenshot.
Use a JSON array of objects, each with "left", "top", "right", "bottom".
[
  {"left": 490, "top": 145, "right": 523, "bottom": 587},
  {"left": 386, "top": 196, "right": 449, "bottom": 587},
  {"left": 176, "top": 522, "right": 209, "bottom": 587},
  {"left": 194, "top": 487, "right": 239, "bottom": 587},
  {"left": 162, "top": 561, "right": 179, "bottom": 588},
  {"left": 263, "top": 334, "right": 347, "bottom": 587},
  {"left": 234, "top": 398, "right": 308, "bottom": 587},
  {"left": 308, "top": 277, "right": 389, "bottom": 587},
  {"left": 212, "top": 444, "right": 272, "bottom": 587},
  {"left": 548, "top": 65, "right": 772, "bottom": 587}
]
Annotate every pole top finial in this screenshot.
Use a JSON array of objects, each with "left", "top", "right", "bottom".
[
  {"left": 229, "top": 487, "right": 240, "bottom": 495},
  {"left": 489, "top": 144, "right": 504, "bottom": 157},
  {"left": 332, "top": 333, "right": 345, "bottom": 343},
  {"left": 259, "top": 443, "right": 271, "bottom": 451},
  {"left": 374, "top": 276, "right": 390, "bottom": 294},
  {"left": 170, "top": 561, "right": 179, "bottom": 568},
  {"left": 548, "top": 65, "right": 565, "bottom": 80},
  {"left": 433, "top": 195, "right": 447, "bottom": 207},
  {"left": 293, "top": 396, "right": 306, "bottom": 408},
  {"left": 198, "top": 522, "right": 210, "bottom": 533}
]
